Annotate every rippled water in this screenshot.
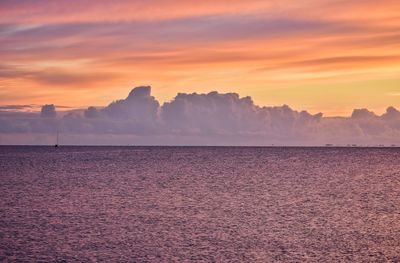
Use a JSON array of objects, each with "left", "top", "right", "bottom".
[{"left": 1, "top": 146, "right": 400, "bottom": 262}]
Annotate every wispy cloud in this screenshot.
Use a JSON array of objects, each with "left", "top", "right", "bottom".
[
  {"left": 0, "top": 105, "right": 33, "bottom": 111},
  {"left": 0, "top": 64, "right": 120, "bottom": 85}
]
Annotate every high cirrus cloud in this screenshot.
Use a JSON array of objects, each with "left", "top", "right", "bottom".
[{"left": 0, "top": 86, "right": 399, "bottom": 146}]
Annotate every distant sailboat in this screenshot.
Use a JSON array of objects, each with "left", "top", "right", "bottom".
[{"left": 55, "top": 127, "right": 59, "bottom": 147}]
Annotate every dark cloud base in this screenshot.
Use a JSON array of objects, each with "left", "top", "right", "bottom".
[{"left": 1, "top": 86, "right": 400, "bottom": 146}]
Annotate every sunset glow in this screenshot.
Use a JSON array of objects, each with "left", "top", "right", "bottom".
[{"left": 1, "top": 0, "right": 399, "bottom": 116}]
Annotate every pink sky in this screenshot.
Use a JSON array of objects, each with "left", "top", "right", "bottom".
[{"left": 0, "top": 0, "right": 399, "bottom": 116}]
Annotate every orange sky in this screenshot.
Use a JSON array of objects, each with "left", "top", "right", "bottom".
[{"left": 0, "top": 0, "right": 399, "bottom": 116}]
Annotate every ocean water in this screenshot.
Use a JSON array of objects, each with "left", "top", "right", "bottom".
[{"left": 1, "top": 146, "right": 400, "bottom": 262}]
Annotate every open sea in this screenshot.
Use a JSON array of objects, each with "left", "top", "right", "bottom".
[{"left": 1, "top": 146, "right": 400, "bottom": 262}]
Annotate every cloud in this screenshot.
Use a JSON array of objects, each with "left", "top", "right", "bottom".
[
  {"left": 382, "top": 106, "right": 400, "bottom": 120},
  {"left": 0, "top": 64, "right": 118, "bottom": 86},
  {"left": 0, "top": 105, "right": 33, "bottom": 111},
  {"left": 40, "top": 104, "right": 56, "bottom": 118},
  {"left": 101, "top": 86, "right": 159, "bottom": 122},
  {"left": 281, "top": 55, "right": 400, "bottom": 71},
  {"left": 84, "top": 106, "right": 99, "bottom": 119},
  {"left": 161, "top": 91, "right": 259, "bottom": 134},
  {"left": 77, "top": 86, "right": 162, "bottom": 136},
  {"left": 351, "top": 108, "right": 377, "bottom": 119},
  {"left": 1, "top": 86, "right": 399, "bottom": 145},
  {"left": 0, "top": 16, "right": 348, "bottom": 60},
  {"left": 160, "top": 92, "right": 323, "bottom": 142}
]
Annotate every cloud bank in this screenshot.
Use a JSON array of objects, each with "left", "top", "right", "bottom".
[{"left": 1, "top": 86, "right": 399, "bottom": 146}]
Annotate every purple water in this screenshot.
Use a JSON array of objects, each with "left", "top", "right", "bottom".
[{"left": 1, "top": 146, "right": 400, "bottom": 262}]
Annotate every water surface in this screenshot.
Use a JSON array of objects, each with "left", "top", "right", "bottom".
[{"left": 1, "top": 146, "right": 400, "bottom": 262}]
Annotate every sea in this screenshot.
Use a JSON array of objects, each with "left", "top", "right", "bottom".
[{"left": 1, "top": 146, "right": 400, "bottom": 262}]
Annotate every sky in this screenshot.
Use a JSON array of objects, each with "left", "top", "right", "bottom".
[
  {"left": 0, "top": 1, "right": 400, "bottom": 145},
  {"left": 0, "top": 0, "right": 399, "bottom": 116}
]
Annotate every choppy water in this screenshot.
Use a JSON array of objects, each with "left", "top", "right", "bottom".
[{"left": 1, "top": 146, "right": 400, "bottom": 262}]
